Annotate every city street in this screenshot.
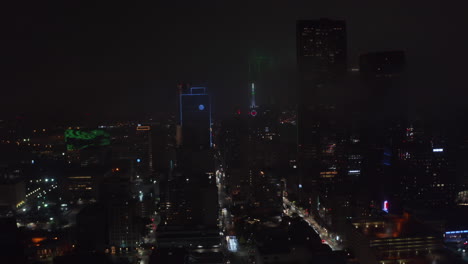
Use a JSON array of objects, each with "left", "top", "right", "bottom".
[
  {"left": 217, "top": 170, "right": 252, "bottom": 264},
  {"left": 283, "top": 196, "right": 343, "bottom": 251}
]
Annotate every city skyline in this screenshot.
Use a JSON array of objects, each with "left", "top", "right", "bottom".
[{"left": 2, "top": 2, "right": 468, "bottom": 264}]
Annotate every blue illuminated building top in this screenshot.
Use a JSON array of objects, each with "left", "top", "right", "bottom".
[
  {"left": 179, "top": 87, "right": 212, "bottom": 148},
  {"left": 383, "top": 148, "right": 392, "bottom": 166}
]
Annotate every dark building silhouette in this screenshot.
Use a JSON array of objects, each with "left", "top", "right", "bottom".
[
  {"left": 99, "top": 169, "right": 141, "bottom": 250},
  {"left": 358, "top": 50, "right": 407, "bottom": 121},
  {"left": 357, "top": 51, "right": 407, "bottom": 209},
  {"left": 296, "top": 19, "right": 348, "bottom": 212},
  {"left": 297, "top": 18, "right": 347, "bottom": 101},
  {"left": 0, "top": 207, "right": 26, "bottom": 264},
  {"left": 359, "top": 51, "right": 406, "bottom": 78},
  {"left": 76, "top": 203, "right": 108, "bottom": 253},
  {"left": 149, "top": 248, "right": 187, "bottom": 264}
]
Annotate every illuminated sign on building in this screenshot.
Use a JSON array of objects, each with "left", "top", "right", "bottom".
[
  {"left": 383, "top": 200, "right": 389, "bottom": 213},
  {"left": 433, "top": 148, "right": 444, "bottom": 153},
  {"left": 136, "top": 126, "right": 151, "bottom": 131},
  {"left": 446, "top": 230, "right": 468, "bottom": 235},
  {"left": 227, "top": 236, "right": 238, "bottom": 252},
  {"left": 65, "top": 129, "right": 110, "bottom": 150},
  {"left": 320, "top": 171, "right": 338, "bottom": 178}
]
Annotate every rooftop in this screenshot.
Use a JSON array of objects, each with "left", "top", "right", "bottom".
[{"left": 352, "top": 215, "right": 438, "bottom": 239}]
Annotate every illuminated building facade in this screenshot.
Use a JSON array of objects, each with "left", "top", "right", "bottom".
[
  {"left": 65, "top": 175, "right": 94, "bottom": 200},
  {"left": 347, "top": 215, "right": 442, "bottom": 264},
  {"left": 62, "top": 167, "right": 106, "bottom": 202},
  {"left": 179, "top": 87, "right": 212, "bottom": 150},
  {"left": 134, "top": 124, "right": 153, "bottom": 180},
  {"left": 396, "top": 125, "right": 457, "bottom": 208},
  {"left": 64, "top": 129, "right": 111, "bottom": 151},
  {"left": 64, "top": 128, "right": 112, "bottom": 167}
]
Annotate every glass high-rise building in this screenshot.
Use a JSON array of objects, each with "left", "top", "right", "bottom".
[
  {"left": 297, "top": 19, "right": 347, "bottom": 90},
  {"left": 179, "top": 87, "right": 212, "bottom": 150}
]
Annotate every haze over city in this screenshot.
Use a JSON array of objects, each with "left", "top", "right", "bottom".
[{"left": 2, "top": 1, "right": 468, "bottom": 120}]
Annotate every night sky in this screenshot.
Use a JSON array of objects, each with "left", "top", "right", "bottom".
[{"left": 2, "top": 1, "right": 468, "bottom": 121}]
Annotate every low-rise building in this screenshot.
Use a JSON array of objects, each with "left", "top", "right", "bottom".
[{"left": 347, "top": 215, "right": 442, "bottom": 264}]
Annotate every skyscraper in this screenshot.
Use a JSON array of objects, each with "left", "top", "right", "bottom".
[
  {"left": 296, "top": 19, "right": 347, "bottom": 205},
  {"left": 99, "top": 166, "right": 142, "bottom": 250},
  {"left": 357, "top": 51, "right": 407, "bottom": 209},
  {"left": 135, "top": 124, "right": 153, "bottom": 180},
  {"left": 179, "top": 87, "right": 212, "bottom": 150},
  {"left": 297, "top": 18, "right": 347, "bottom": 101},
  {"left": 157, "top": 86, "right": 220, "bottom": 253}
]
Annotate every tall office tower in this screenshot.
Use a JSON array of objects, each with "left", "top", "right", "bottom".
[
  {"left": 360, "top": 54, "right": 406, "bottom": 160},
  {"left": 217, "top": 115, "right": 250, "bottom": 196},
  {"left": 157, "top": 174, "right": 220, "bottom": 249},
  {"left": 297, "top": 18, "right": 347, "bottom": 101},
  {"left": 134, "top": 125, "right": 153, "bottom": 180},
  {"left": 157, "top": 86, "right": 219, "bottom": 252},
  {"left": 296, "top": 19, "right": 347, "bottom": 207},
  {"left": 179, "top": 87, "right": 212, "bottom": 150},
  {"left": 99, "top": 168, "right": 141, "bottom": 251},
  {"left": 396, "top": 124, "right": 456, "bottom": 208}
]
